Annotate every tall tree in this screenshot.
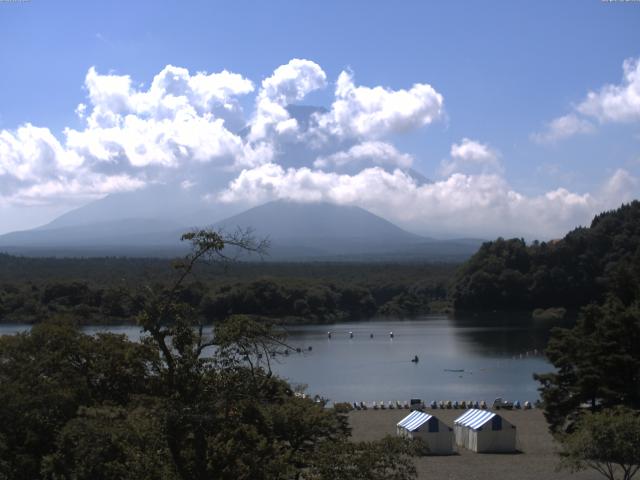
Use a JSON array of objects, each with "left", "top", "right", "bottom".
[
  {"left": 558, "top": 408, "right": 640, "bottom": 480},
  {"left": 535, "top": 299, "right": 640, "bottom": 433}
]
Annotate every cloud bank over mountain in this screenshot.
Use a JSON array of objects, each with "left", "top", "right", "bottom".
[{"left": 1, "top": 58, "right": 638, "bottom": 238}]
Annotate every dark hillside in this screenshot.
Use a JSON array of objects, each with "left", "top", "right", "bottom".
[{"left": 450, "top": 201, "right": 640, "bottom": 311}]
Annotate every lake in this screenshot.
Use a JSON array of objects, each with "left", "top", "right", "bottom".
[{"left": 0, "top": 314, "right": 559, "bottom": 405}]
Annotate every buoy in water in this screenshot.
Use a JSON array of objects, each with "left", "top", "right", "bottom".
[
  {"left": 328, "top": 331, "right": 332, "bottom": 339},
  {"left": 370, "top": 333, "right": 374, "bottom": 339},
  {"left": 389, "top": 331, "right": 394, "bottom": 338},
  {"left": 349, "top": 331, "right": 354, "bottom": 339}
]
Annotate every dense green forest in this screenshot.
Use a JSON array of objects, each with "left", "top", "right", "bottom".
[
  {"left": 0, "top": 256, "right": 455, "bottom": 324},
  {"left": 451, "top": 201, "right": 640, "bottom": 313},
  {"left": 525, "top": 203, "right": 640, "bottom": 447}
]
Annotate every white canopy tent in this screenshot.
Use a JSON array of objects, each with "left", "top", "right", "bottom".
[
  {"left": 454, "top": 409, "right": 516, "bottom": 453},
  {"left": 396, "top": 410, "right": 454, "bottom": 455}
]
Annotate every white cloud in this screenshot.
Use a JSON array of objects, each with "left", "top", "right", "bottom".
[
  {"left": 2, "top": 58, "right": 635, "bottom": 240},
  {"left": 0, "top": 64, "right": 261, "bottom": 207},
  {"left": 9, "top": 174, "right": 145, "bottom": 206},
  {"left": 440, "top": 138, "right": 502, "bottom": 176},
  {"left": 219, "top": 163, "right": 636, "bottom": 239},
  {"left": 314, "top": 141, "right": 413, "bottom": 169},
  {"left": 0, "top": 124, "right": 82, "bottom": 184},
  {"left": 0, "top": 123, "right": 145, "bottom": 207},
  {"left": 314, "top": 71, "right": 444, "bottom": 139},
  {"left": 531, "top": 114, "right": 595, "bottom": 144},
  {"left": 1, "top": 60, "right": 446, "bottom": 210},
  {"left": 600, "top": 168, "right": 639, "bottom": 205},
  {"left": 83, "top": 65, "right": 254, "bottom": 127},
  {"left": 67, "top": 65, "right": 258, "bottom": 169},
  {"left": 534, "top": 56, "right": 640, "bottom": 142},
  {"left": 577, "top": 57, "right": 640, "bottom": 123},
  {"left": 249, "top": 59, "right": 327, "bottom": 141}
]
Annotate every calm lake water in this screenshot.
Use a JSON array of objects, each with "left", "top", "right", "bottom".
[{"left": 0, "top": 314, "right": 559, "bottom": 405}]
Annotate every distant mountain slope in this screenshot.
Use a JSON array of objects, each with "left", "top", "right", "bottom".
[
  {"left": 213, "top": 201, "right": 481, "bottom": 260},
  {"left": 0, "top": 198, "right": 482, "bottom": 261},
  {"left": 37, "top": 183, "right": 232, "bottom": 231},
  {"left": 215, "top": 200, "right": 422, "bottom": 242}
]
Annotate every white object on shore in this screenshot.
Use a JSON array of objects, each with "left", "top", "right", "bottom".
[
  {"left": 397, "top": 411, "right": 455, "bottom": 455},
  {"left": 454, "top": 409, "right": 517, "bottom": 453}
]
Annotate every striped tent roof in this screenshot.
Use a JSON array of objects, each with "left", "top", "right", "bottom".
[
  {"left": 397, "top": 411, "right": 433, "bottom": 432},
  {"left": 454, "top": 409, "right": 497, "bottom": 431}
]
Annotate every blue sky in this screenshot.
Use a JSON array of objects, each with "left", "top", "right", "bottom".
[{"left": 0, "top": 0, "right": 639, "bottom": 237}]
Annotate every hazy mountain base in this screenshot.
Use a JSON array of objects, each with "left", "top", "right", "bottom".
[{"left": 0, "top": 200, "right": 482, "bottom": 261}]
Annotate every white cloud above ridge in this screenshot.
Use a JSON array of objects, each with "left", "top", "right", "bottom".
[
  {"left": 1, "top": 59, "right": 447, "bottom": 208},
  {"left": 219, "top": 163, "right": 638, "bottom": 239},
  {"left": 314, "top": 141, "right": 413, "bottom": 169},
  {"left": 533, "top": 56, "right": 640, "bottom": 143},
  {"left": 313, "top": 71, "right": 444, "bottom": 140},
  {"left": 249, "top": 59, "right": 327, "bottom": 141},
  {"left": 440, "top": 138, "right": 502, "bottom": 176},
  {"left": 0, "top": 58, "right": 636, "bottom": 240}
]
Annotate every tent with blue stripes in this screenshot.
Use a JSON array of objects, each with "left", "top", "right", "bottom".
[
  {"left": 454, "top": 409, "right": 516, "bottom": 452},
  {"left": 396, "top": 411, "right": 454, "bottom": 454}
]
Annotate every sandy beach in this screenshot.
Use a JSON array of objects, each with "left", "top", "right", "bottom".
[{"left": 349, "top": 408, "right": 601, "bottom": 480}]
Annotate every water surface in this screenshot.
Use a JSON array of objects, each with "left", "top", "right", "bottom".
[{"left": 0, "top": 314, "right": 558, "bottom": 404}]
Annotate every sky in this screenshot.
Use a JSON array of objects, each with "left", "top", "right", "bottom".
[{"left": 0, "top": 0, "right": 639, "bottom": 238}]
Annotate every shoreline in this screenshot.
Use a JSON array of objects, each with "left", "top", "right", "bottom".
[{"left": 348, "top": 408, "right": 600, "bottom": 480}]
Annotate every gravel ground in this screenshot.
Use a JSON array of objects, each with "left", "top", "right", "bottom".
[{"left": 349, "top": 408, "right": 601, "bottom": 480}]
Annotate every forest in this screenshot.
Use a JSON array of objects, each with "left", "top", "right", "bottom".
[
  {"left": 450, "top": 200, "right": 640, "bottom": 314},
  {"left": 1, "top": 205, "right": 639, "bottom": 479},
  {"left": 0, "top": 255, "right": 455, "bottom": 325}
]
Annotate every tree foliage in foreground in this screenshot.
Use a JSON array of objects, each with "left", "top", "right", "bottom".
[
  {"left": 534, "top": 298, "right": 640, "bottom": 433},
  {"left": 559, "top": 408, "right": 640, "bottom": 480},
  {"left": 0, "top": 229, "right": 420, "bottom": 480}
]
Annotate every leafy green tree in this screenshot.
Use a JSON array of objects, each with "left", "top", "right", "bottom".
[
  {"left": 0, "top": 320, "right": 154, "bottom": 480},
  {"left": 451, "top": 201, "right": 640, "bottom": 312},
  {"left": 535, "top": 299, "right": 640, "bottom": 433},
  {"left": 309, "top": 436, "right": 421, "bottom": 480},
  {"left": 558, "top": 408, "right": 640, "bottom": 480},
  {"left": 41, "top": 405, "right": 174, "bottom": 480}
]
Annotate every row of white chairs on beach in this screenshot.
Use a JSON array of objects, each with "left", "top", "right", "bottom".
[{"left": 351, "top": 399, "right": 534, "bottom": 410}]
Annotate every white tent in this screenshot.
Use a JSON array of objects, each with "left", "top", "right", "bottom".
[
  {"left": 454, "top": 409, "right": 516, "bottom": 453},
  {"left": 396, "top": 410, "right": 454, "bottom": 455}
]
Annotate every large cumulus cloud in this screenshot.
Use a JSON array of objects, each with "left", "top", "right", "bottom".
[
  {"left": 1, "top": 58, "right": 636, "bottom": 239},
  {"left": 219, "top": 162, "right": 638, "bottom": 239}
]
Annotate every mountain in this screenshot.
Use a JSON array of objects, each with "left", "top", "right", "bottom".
[
  {"left": 214, "top": 200, "right": 423, "bottom": 258},
  {"left": 0, "top": 198, "right": 482, "bottom": 260}
]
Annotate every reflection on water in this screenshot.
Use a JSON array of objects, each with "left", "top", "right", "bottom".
[
  {"left": 0, "top": 313, "right": 562, "bottom": 404},
  {"left": 448, "top": 311, "right": 572, "bottom": 357}
]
